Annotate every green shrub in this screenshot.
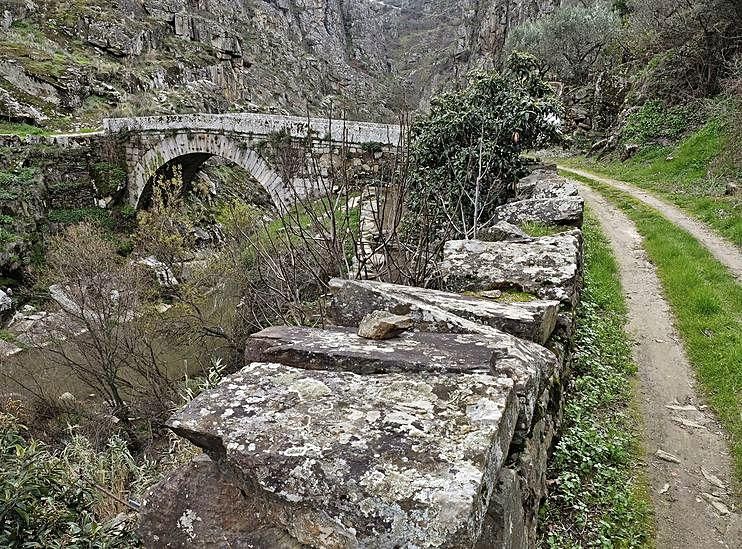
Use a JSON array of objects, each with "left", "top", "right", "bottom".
[
  {"left": 623, "top": 100, "right": 695, "bottom": 144},
  {"left": 0, "top": 414, "right": 140, "bottom": 547},
  {"left": 0, "top": 227, "right": 19, "bottom": 244},
  {"left": 91, "top": 162, "right": 126, "bottom": 197},
  {"left": 48, "top": 208, "right": 115, "bottom": 230},
  {"left": 360, "top": 141, "right": 384, "bottom": 154},
  {"left": 407, "top": 53, "right": 561, "bottom": 237}
]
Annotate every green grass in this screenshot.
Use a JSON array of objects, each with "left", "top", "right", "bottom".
[
  {"left": 572, "top": 173, "right": 742, "bottom": 483},
  {"left": 47, "top": 208, "right": 115, "bottom": 229},
  {"left": 518, "top": 221, "right": 565, "bottom": 237},
  {"left": 0, "top": 121, "right": 48, "bottom": 136},
  {"left": 539, "top": 209, "right": 652, "bottom": 547},
  {"left": 559, "top": 118, "right": 742, "bottom": 246},
  {"left": 497, "top": 290, "right": 537, "bottom": 302}
]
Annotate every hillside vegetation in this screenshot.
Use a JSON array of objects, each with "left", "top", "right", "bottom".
[{"left": 561, "top": 97, "right": 742, "bottom": 245}]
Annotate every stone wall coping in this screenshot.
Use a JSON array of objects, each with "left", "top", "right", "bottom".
[
  {"left": 0, "top": 132, "right": 104, "bottom": 148},
  {"left": 103, "top": 113, "right": 402, "bottom": 145}
]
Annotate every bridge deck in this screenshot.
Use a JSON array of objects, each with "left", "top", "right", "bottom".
[{"left": 103, "top": 113, "right": 403, "bottom": 145}]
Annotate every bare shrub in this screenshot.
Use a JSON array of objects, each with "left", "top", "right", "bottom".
[{"left": 32, "top": 223, "right": 184, "bottom": 440}]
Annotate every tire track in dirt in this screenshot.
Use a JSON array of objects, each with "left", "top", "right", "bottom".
[
  {"left": 561, "top": 165, "right": 742, "bottom": 282},
  {"left": 576, "top": 182, "right": 740, "bottom": 548}
]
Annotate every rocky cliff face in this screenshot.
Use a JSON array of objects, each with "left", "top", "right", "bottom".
[{"left": 0, "top": 0, "right": 560, "bottom": 125}]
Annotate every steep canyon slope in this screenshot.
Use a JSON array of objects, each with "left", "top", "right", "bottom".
[{"left": 0, "top": 0, "right": 559, "bottom": 125}]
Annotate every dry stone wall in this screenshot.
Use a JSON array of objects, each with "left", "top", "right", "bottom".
[{"left": 138, "top": 165, "right": 585, "bottom": 548}]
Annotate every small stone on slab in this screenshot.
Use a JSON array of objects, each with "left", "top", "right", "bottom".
[{"left": 356, "top": 309, "right": 412, "bottom": 339}]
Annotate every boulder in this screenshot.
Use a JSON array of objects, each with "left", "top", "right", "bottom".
[
  {"left": 328, "top": 278, "right": 560, "bottom": 344},
  {"left": 478, "top": 221, "right": 530, "bottom": 242},
  {"left": 621, "top": 143, "right": 639, "bottom": 160},
  {"left": 48, "top": 284, "right": 82, "bottom": 316},
  {"left": 136, "top": 256, "right": 179, "bottom": 287},
  {"left": 0, "top": 289, "right": 11, "bottom": 314},
  {"left": 139, "top": 454, "right": 302, "bottom": 548},
  {"left": 440, "top": 233, "right": 582, "bottom": 308},
  {"left": 356, "top": 310, "right": 412, "bottom": 339},
  {"left": 6, "top": 309, "right": 75, "bottom": 348},
  {"left": 492, "top": 197, "right": 584, "bottom": 227},
  {"left": 168, "top": 362, "right": 519, "bottom": 547},
  {"left": 244, "top": 325, "right": 557, "bottom": 431}
]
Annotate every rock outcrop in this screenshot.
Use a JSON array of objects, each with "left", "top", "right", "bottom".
[
  {"left": 0, "top": 289, "right": 11, "bottom": 315},
  {"left": 138, "top": 167, "right": 585, "bottom": 547}
]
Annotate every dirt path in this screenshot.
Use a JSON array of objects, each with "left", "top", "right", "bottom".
[
  {"left": 576, "top": 182, "right": 741, "bottom": 548},
  {"left": 560, "top": 165, "right": 742, "bottom": 282}
]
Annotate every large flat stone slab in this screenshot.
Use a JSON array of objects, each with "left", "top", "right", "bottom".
[
  {"left": 247, "top": 326, "right": 498, "bottom": 375},
  {"left": 441, "top": 233, "right": 582, "bottom": 307},
  {"left": 515, "top": 172, "right": 578, "bottom": 200},
  {"left": 244, "top": 325, "right": 557, "bottom": 429},
  {"left": 168, "top": 362, "right": 519, "bottom": 548},
  {"left": 492, "top": 196, "right": 584, "bottom": 227},
  {"left": 328, "top": 278, "right": 559, "bottom": 344}
]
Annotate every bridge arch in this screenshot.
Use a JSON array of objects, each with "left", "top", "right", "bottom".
[{"left": 130, "top": 132, "right": 287, "bottom": 209}]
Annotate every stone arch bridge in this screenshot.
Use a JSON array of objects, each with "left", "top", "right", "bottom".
[{"left": 102, "top": 113, "right": 402, "bottom": 209}]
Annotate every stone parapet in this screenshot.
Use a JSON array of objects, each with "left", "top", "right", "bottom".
[
  {"left": 103, "top": 113, "right": 402, "bottom": 145},
  {"left": 138, "top": 167, "right": 586, "bottom": 547}
]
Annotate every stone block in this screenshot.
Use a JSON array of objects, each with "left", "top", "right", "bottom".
[
  {"left": 246, "top": 326, "right": 502, "bottom": 375},
  {"left": 328, "top": 278, "right": 560, "bottom": 344},
  {"left": 244, "top": 326, "right": 557, "bottom": 430},
  {"left": 168, "top": 362, "right": 519, "bottom": 548},
  {"left": 441, "top": 233, "right": 583, "bottom": 308},
  {"left": 515, "top": 172, "right": 578, "bottom": 200},
  {"left": 138, "top": 454, "right": 302, "bottom": 548},
  {"left": 493, "top": 197, "right": 584, "bottom": 227},
  {"left": 476, "top": 467, "right": 527, "bottom": 549}
]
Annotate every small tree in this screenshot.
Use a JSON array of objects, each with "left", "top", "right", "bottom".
[
  {"left": 39, "top": 223, "right": 181, "bottom": 440},
  {"left": 406, "top": 53, "right": 562, "bottom": 239},
  {"left": 505, "top": 2, "right": 621, "bottom": 84}
]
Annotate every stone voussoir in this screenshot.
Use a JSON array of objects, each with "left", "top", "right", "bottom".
[
  {"left": 328, "top": 277, "right": 560, "bottom": 345},
  {"left": 167, "top": 361, "right": 519, "bottom": 548}
]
